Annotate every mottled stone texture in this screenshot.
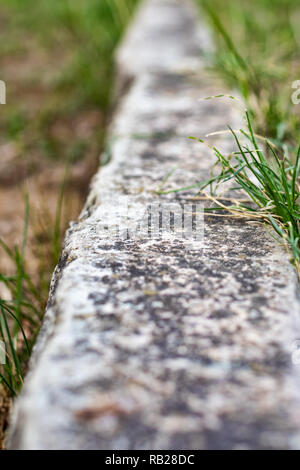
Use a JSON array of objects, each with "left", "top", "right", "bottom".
[{"left": 7, "top": 0, "right": 300, "bottom": 450}]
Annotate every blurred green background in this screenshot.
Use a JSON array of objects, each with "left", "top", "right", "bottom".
[
  {"left": 198, "top": 0, "right": 300, "bottom": 145},
  {"left": 0, "top": 0, "right": 139, "bottom": 170}
]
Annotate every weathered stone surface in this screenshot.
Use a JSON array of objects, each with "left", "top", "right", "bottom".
[{"left": 7, "top": 0, "right": 300, "bottom": 450}]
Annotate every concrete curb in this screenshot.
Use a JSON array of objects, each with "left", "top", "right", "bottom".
[{"left": 7, "top": 0, "right": 300, "bottom": 450}]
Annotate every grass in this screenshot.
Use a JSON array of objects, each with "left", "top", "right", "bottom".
[
  {"left": 0, "top": 0, "right": 140, "bottom": 445},
  {"left": 196, "top": 111, "right": 300, "bottom": 273},
  {"left": 1, "top": 196, "right": 33, "bottom": 396},
  {"left": 172, "top": 0, "right": 300, "bottom": 273},
  {"left": 158, "top": 105, "right": 300, "bottom": 275}
]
